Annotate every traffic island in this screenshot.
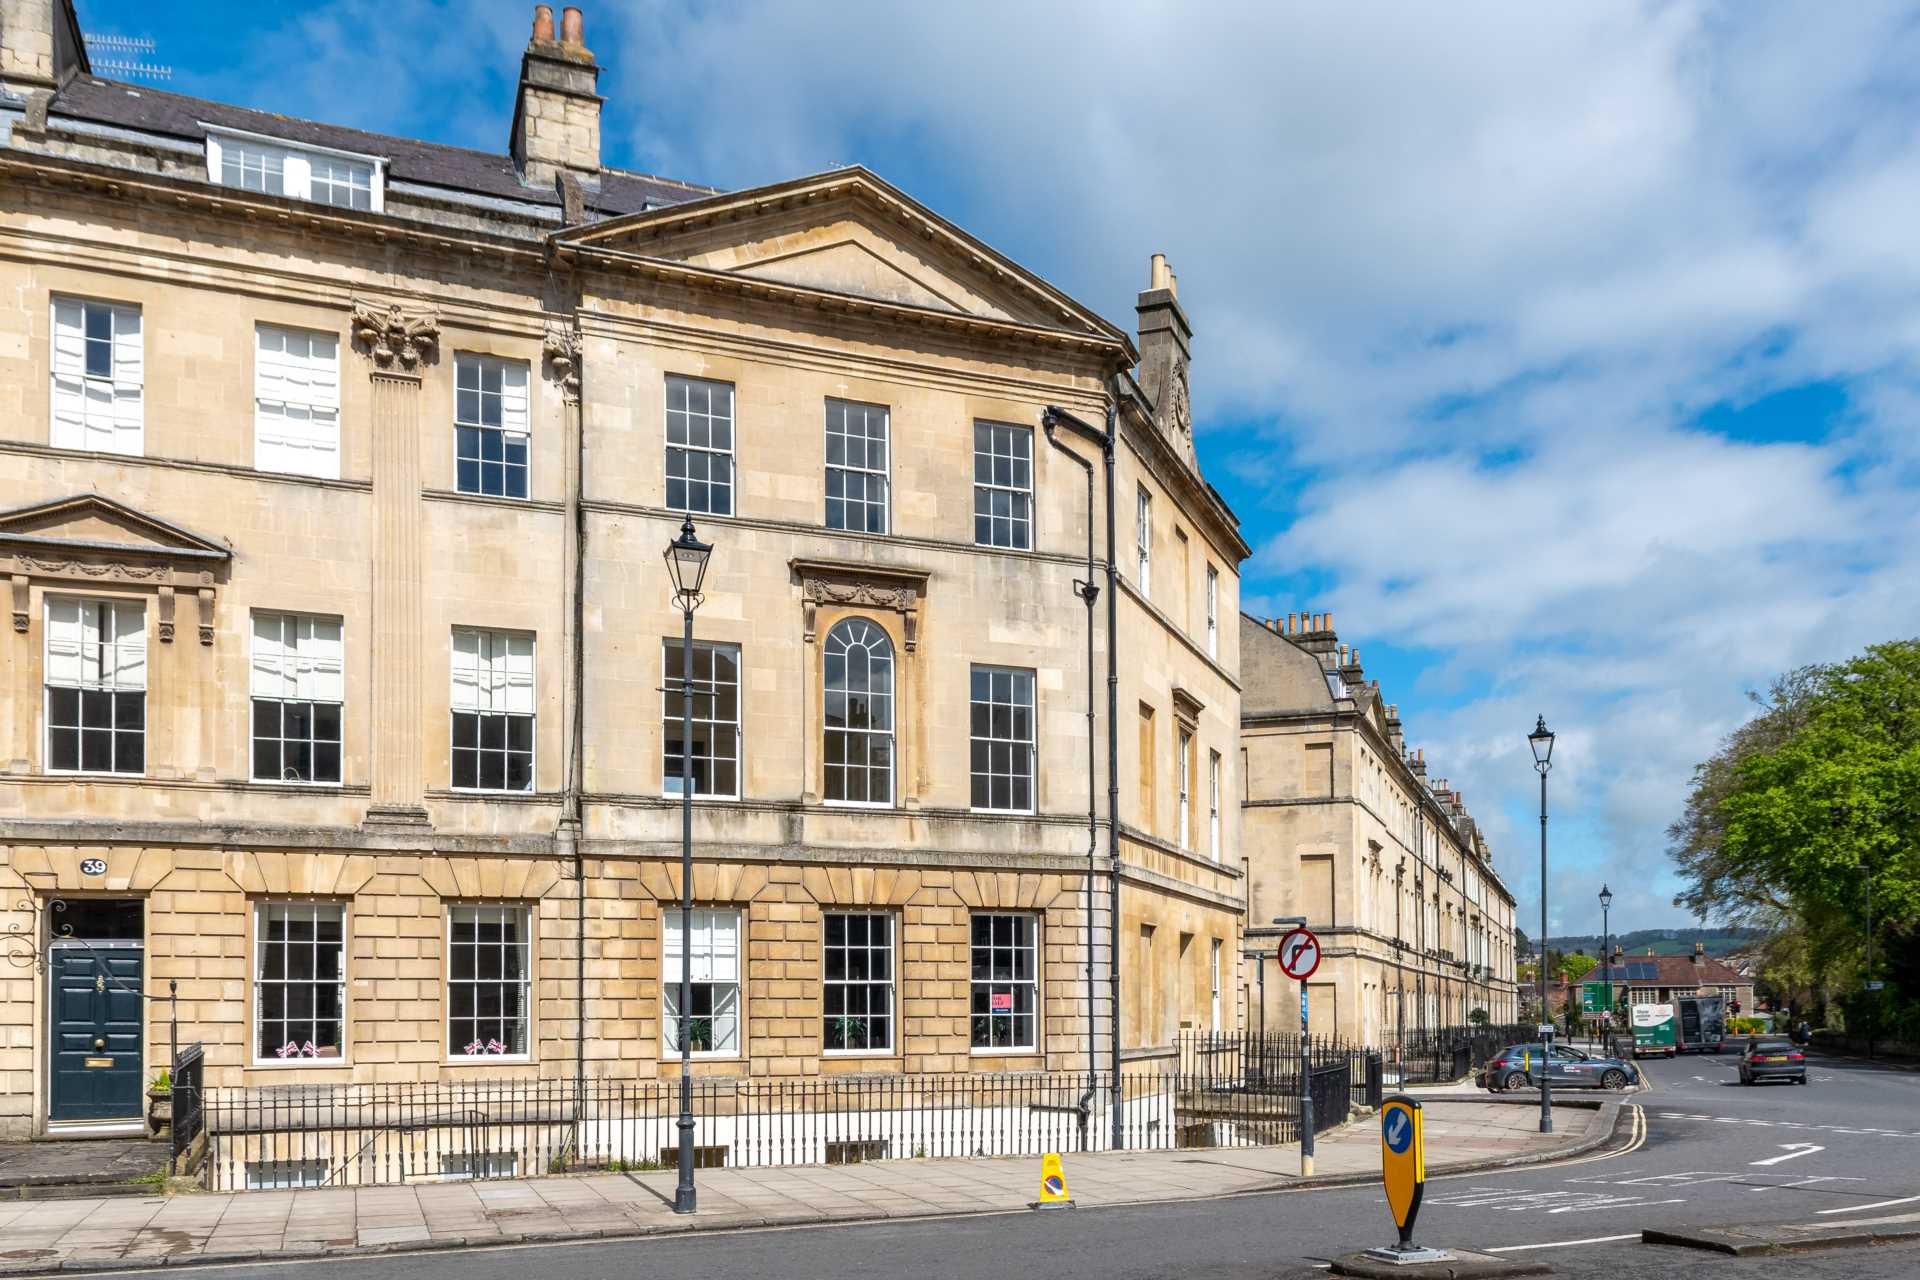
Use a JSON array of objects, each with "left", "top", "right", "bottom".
[
  {"left": 1329, "top": 1248, "right": 1552, "bottom": 1278},
  {"left": 1642, "top": 1218, "right": 1920, "bottom": 1256}
]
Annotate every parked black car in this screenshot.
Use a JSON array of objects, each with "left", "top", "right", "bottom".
[
  {"left": 1479, "top": 1044, "right": 1638, "bottom": 1092},
  {"left": 1739, "top": 1039, "right": 1808, "bottom": 1086}
]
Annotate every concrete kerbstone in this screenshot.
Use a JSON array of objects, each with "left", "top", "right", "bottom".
[{"left": 1329, "top": 1248, "right": 1551, "bottom": 1279}]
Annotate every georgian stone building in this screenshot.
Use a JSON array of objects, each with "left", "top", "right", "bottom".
[
  {"left": 0, "top": 0, "right": 1248, "bottom": 1138},
  {"left": 1239, "top": 613, "right": 1518, "bottom": 1045}
]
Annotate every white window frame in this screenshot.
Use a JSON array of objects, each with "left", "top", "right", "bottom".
[
  {"left": 969, "top": 912, "right": 1039, "bottom": 1054},
  {"left": 660, "top": 639, "right": 742, "bottom": 800},
  {"left": 665, "top": 374, "right": 736, "bottom": 517},
  {"left": 249, "top": 611, "right": 344, "bottom": 786},
  {"left": 204, "top": 126, "right": 385, "bottom": 212},
  {"left": 822, "top": 911, "right": 895, "bottom": 1056},
  {"left": 1136, "top": 486, "right": 1152, "bottom": 593},
  {"left": 1210, "top": 938, "right": 1223, "bottom": 1032},
  {"left": 252, "top": 901, "right": 348, "bottom": 1066},
  {"left": 454, "top": 353, "right": 531, "bottom": 500},
  {"left": 446, "top": 904, "right": 532, "bottom": 1062},
  {"left": 1205, "top": 565, "right": 1219, "bottom": 659},
  {"left": 1176, "top": 727, "right": 1193, "bottom": 850},
  {"left": 824, "top": 398, "right": 890, "bottom": 535},
  {"left": 968, "top": 664, "right": 1036, "bottom": 815},
  {"left": 50, "top": 296, "right": 143, "bottom": 456},
  {"left": 253, "top": 323, "right": 341, "bottom": 479},
  {"left": 823, "top": 617, "right": 895, "bottom": 808},
  {"left": 662, "top": 907, "right": 741, "bottom": 1058},
  {"left": 43, "top": 596, "right": 146, "bottom": 776},
  {"left": 449, "top": 628, "right": 536, "bottom": 793},
  {"left": 972, "top": 421, "right": 1033, "bottom": 550},
  {"left": 1208, "top": 749, "right": 1222, "bottom": 861}
]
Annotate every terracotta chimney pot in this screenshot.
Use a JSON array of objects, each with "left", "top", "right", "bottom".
[
  {"left": 532, "top": 4, "right": 554, "bottom": 41},
  {"left": 561, "top": 6, "right": 584, "bottom": 45}
]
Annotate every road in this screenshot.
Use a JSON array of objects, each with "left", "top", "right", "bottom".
[{"left": 65, "top": 1049, "right": 1920, "bottom": 1279}]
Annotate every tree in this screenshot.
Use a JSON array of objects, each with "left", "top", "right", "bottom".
[
  {"left": 1557, "top": 952, "right": 1598, "bottom": 982},
  {"left": 1670, "top": 640, "right": 1920, "bottom": 1036}
]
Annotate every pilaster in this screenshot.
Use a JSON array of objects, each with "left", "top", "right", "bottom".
[{"left": 352, "top": 301, "right": 440, "bottom": 827}]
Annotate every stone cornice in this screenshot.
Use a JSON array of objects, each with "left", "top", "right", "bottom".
[
  {"left": 556, "top": 241, "right": 1128, "bottom": 362},
  {"left": 0, "top": 149, "right": 549, "bottom": 266}
]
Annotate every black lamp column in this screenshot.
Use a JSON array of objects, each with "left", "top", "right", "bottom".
[
  {"left": 1598, "top": 883, "right": 1613, "bottom": 1046},
  {"left": 1528, "top": 716, "right": 1556, "bottom": 1134},
  {"left": 664, "top": 518, "right": 713, "bottom": 1215}
]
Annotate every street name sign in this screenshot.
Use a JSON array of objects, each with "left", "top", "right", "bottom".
[{"left": 1277, "top": 928, "right": 1321, "bottom": 981}]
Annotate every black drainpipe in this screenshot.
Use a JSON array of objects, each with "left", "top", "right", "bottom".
[
  {"left": 1041, "top": 414, "right": 1097, "bottom": 1149},
  {"left": 1042, "top": 394, "right": 1121, "bottom": 1150}
]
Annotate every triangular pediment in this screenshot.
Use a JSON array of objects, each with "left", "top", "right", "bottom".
[
  {"left": 559, "top": 168, "right": 1128, "bottom": 344},
  {"left": 0, "top": 493, "right": 230, "bottom": 562}
]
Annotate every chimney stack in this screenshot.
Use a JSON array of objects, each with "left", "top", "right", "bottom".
[
  {"left": 1691, "top": 941, "right": 1703, "bottom": 968},
  {"left": 509, "top": 2, "right": 602, "bottom": 196},
  {"left": 1, "top": 0, "right": 87, "bottom": 96},
  {"left": 1136, "top": 253, "right": 1195, "bottom": 453}
]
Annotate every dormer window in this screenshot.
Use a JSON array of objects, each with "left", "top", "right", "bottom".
[{"left": 205, "top": 127, "right": 384, "bottom": 213}]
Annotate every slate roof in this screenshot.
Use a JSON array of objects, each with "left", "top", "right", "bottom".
[
  {"left": 1591, "top": 955, "right": 1748, "bottom": 988},
  {"left": 46, "top": 75, "right": 717, "bottom": 218}
]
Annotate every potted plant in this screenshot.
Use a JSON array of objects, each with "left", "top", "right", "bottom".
[
  {"left": 147, "top": 1069, "right": 172, "bottom": 1140},
  {"left": 686, "top": 1017, "right": 713, "bottom": 1054}
]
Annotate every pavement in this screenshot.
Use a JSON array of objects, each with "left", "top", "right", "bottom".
[
  {"left": 0, "top": 1098, "right": 1609, "bottom": 1275},
  {"left": 0, "top": 1140, "right": 167, "bottom": 1197}
]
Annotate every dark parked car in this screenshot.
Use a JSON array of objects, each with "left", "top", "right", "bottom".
[
  {"left": 1480, "top": 1044, "right": 1638, "bottom": 1092},
  {"left": 1740, "top": 1039, "right": 1808, "bottom": 1086}
]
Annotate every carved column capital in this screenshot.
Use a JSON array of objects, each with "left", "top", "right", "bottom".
[
  {"left": 351, "top": 300, "right": 441, "bottom": 371},
  {"left": 542, "top": 320, "right": 583, "bottom": 403}
]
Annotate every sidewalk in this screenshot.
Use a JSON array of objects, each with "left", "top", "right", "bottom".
[{"left": 0, "top": 1100, "right": 1613, "bottom": 1275}]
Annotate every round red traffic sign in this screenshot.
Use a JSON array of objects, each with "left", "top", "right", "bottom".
[{"left": 1277, "top": 927, "right": 1321, "bottom": 980}]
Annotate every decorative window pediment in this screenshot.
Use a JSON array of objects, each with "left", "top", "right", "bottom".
[
  {"left": 2, "top": 493, "right": 231, "bottom": 643},
  {"left": 791, "top": 557, "right": 929, "bottom": 652}
]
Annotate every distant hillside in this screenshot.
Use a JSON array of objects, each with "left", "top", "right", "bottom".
[{"left": 1543, "top": 927, "right": 1762, "bottom": 958}]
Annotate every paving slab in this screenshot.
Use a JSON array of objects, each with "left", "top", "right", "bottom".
[{"left": 1330, "top": 1247, "right": 1552, "bottom": 1278}]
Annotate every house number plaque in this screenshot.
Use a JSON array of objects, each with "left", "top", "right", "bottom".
[{"left": 79, "top": 858, "right": 106, "bottom": 876}]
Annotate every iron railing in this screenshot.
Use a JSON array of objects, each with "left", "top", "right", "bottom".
[
  {"left": 171, "top": 1042, "right": 204, "bottom": 1172},
  {"left": 197, "top": 1070, "right": 1310, "bottom": 1191}
]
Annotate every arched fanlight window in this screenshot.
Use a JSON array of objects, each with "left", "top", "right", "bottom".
[{"left": 823, "top": 617, "right": 894, "bottom": 805}]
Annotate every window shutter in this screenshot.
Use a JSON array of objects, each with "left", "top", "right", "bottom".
[
  {"left": 44, "top": 598, "right": 85, "bottom": 685},
  {"left": 49, "top": 300, "right": 86, "bottom": 450},
  {"left": 500, "top": 633, "right": 534, "bottom": 713},
  {"left": 256, "top": 326, "right": 340, "bottom": 479},
  {"left": 501, "top": 361, "right": 529, "bottom": 434},
  {"left": 109, "top": 306, "right": 143, "bottom": 454},
  {"left": 301, "top": 616, "right": 344, "bottom": 702},
  {"left": 251, "top": 612, "right": 288, "bottom": 698},
  {"left": 450, "top": 628, "right": 481, "bottom": 711},
  {"left": 110, "top": 601, "right": 146, "bottom": 689}
]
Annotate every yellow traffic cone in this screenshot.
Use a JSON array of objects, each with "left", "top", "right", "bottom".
[{"left": 1032, "top": 1151, "right": 1075, "bottom": 1210}]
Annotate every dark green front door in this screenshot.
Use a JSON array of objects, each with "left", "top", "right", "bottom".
[{"left": 49, "top": 944, "right": 144, "bottom": 1121}]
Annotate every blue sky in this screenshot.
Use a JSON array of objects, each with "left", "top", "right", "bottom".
[{"left": 76, "top": 1, "right": 1920, "bottom": 935}]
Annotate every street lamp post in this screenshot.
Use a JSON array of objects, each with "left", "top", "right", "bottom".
[
  {"left": 664, "top": 518, "right": 713, "bottom": 1216},
  {"left": 1528, "top": 715, "right": 1556, "bottom": 1135},
  {"left": 1598, "top": 884, "right": 1613, "bottom": 1050}
]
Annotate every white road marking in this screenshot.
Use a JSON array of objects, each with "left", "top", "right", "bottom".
[
  {"left": 1656, "top": 1112, "right": 1920, "bottom": 1138},
  {"left": 1483, "top": 1233, "right": 1642, "bottom": 1252},
  {"left": 1749, "top": 1143, "right": 1824, "bottom": 1166},
  {"left": 1816, "top": 1195, "right": 1920, "bottom": 1215}
]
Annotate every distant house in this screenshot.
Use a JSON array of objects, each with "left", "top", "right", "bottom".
[{"left": 1590, "top": 943, "right": 1756, "bottom": 1013}]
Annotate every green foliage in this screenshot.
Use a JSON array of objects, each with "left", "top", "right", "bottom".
[
  {"left": 1727, "top": 1016, "right": 1769, "bottom": 1035},
  {"left": 1468, "top": 1007, "right": 1490, "bottom": 1026},
  {"left": 1557, "top": 952, "right": 1598, "bottom": 982},
  {"left": 149, "top": 1070, "right": 171, "bottom": 1093},
  {"left": 1669, "top": 640, "right": 1920, "bottom": 1029}
]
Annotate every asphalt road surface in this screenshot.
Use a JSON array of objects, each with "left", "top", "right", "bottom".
[{"left": 71, "top": 1049, "right": 1920, "bottom": 1279}]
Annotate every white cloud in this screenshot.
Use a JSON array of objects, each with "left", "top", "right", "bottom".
[{"left": 140, "top": 0, "right": 1920, "bottom": 928}]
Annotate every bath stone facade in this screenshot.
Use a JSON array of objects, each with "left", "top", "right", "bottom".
[
  {"left": 0, "top": 0, "right": 1249, "bottom": 1139},
  {"left": 1239, "top": 614, "right": 1519, "bottom": 1046}
]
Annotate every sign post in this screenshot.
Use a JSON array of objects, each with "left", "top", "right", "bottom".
[
  {"left": 1277, "top": 927, "right": 1320, "bottom": 1177},
  {"left": 1365, "top": 1095, "right": 1448, "bottom": 1264}
]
